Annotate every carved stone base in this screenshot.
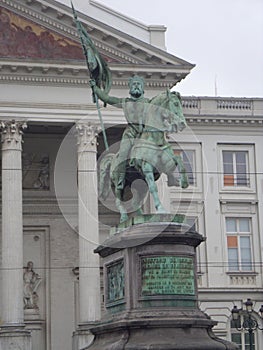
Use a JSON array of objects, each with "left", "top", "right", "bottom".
[
  {"left": 87, "top": 320, "right": 236, "bottom": 350},
  {"left": 24, "top": 308, "right": 40, "bottom": 320},
  {"left": 24, "top": 317, "right": 46, "bottom": 350},
  {"left": 72, "top": 324, "right": 94, "bottom": 350},
  {"left": 88, "top": 221, "right": 238, "bottom": 350},
  {"left": 0, "top": 325, "right": 32, "bottom": 350}
]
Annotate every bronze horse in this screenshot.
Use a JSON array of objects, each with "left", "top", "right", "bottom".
[{"left": 98, "top": 90, "right": 189, "bottom": 223}]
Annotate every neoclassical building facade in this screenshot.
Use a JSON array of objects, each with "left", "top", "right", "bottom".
[{"left": 0, "top": 1, "right": 262, "bottom": 350}]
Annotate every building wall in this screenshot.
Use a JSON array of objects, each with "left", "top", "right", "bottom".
[
  {"left": 168, "top": 97, "right": 263, "bottom": 348},
  {"left": 0, "top": 87, "right": 262, "bottom": 350},
  {"left": 23, "top": 134, "right": 79, "bottom": 350}
]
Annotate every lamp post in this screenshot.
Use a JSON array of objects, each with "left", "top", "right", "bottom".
[{"left": 231, "top": 298, "right": 263, "bottom": 350}]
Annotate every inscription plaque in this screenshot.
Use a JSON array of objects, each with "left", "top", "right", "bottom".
[
  {"left": 107, "top": 259, "right": 125, "bottom": 304},
  {"left": 141, "top": 256, "right": 195, "bottom": 296}
]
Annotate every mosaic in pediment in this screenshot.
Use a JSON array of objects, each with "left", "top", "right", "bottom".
[{"left": 0, "top": 7, "right": 117, "bottom": 62}]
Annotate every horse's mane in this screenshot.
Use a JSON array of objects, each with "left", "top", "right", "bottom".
[
  {"left": 150, "top": 90, "right": 181, "bottom": 107},
  {"left": 143, "top": 90, "right": 184, "bottom": 132}
]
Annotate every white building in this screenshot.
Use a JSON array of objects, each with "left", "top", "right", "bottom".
[{"left": 0, "top": 1, "right": 262, "bottom": 349}]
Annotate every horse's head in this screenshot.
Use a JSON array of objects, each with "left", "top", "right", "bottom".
[
  {"left": 148, "top": 90, "right": 187, "bottom": 133},
  {"left": 166, "top": 90, "right": 187, "bottom": 132}
]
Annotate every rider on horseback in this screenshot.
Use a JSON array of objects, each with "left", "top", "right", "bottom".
[{"left": 90, "top": 75, "right": 150, "bottom": 191}]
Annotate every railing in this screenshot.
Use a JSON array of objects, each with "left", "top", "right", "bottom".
[
  {"left": 217, "top": 99, "right": 252, "bottom": 110},
  {"left": 181, "top": 97, "right": 263, "bottom": 117},
  {"left": 181, "top": 99, "right": 199, "bottom": 109}
]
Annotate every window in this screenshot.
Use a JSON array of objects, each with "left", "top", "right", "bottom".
[
  {"left": 219, "top": 144, "right": 256, "bottom": 192},
  {"left": 226, "top": 218, "right": 253, "bottom": 272},
  {"left": 173, "top": 149, "right": 196, "bottom": 186},
  {"left": 231, "top": 318, "right": 255, "bottom": 350},
  {"left": 223, "top": 151, "right": 249, "bottom": 187}
]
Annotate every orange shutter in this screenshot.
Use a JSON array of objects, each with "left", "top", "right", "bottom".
[
  {"left": 224, "top": 174, "right": 234, "bottom": 186},
  {"left": 227, "top": 236, "right": 238, "bottom": 248}
]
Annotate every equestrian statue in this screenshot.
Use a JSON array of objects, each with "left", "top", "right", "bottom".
[
  {"left": 72, "top": 3, "right": 189, "bottom": 223},
  {"left": 91, "top": 76, "right": 189, "bottom": 223}
]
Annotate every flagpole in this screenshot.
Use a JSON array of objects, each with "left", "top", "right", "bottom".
[
  {"left": 71, "top": 1, "right": 109, "bottom": 151},
  {"left": 93, "top": 91, "right": 109, "bottom": 150}
]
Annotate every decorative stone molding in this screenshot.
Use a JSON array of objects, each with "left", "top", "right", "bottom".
[
  {"left": 228, "top": 274, "right": 257, "bottom": 286},
  {"left": 220, "top": 201, "right": 257, "bottom": 214},
  {"left": 22, "top": 199, "right": 75, "bottom": 216},
  {"left": 0, "top": 120, "right": 27, "bottom": 150},
  {"left": 0, "top": 73, "right": 89, "bottom": 86},
  {"left": 0, "top": 0, "right": 76, "bottom": 38},
  {"left": 182, "top": 98, "right": 199, "bottom": 109},
  {"left": 95, "top": 40, "right": 139, "bottom": 64},
  {"left": 0, "top": 67, "right": 184, "bottom": 88},
  {"left": 186, "top": 117, "right": 263, "bottom": 126},
  {"left": 76, "top": 122, "right": 100, "bottom": 152},
  {"left": 217, "top": 99, "right": 252, "bottom": 110}
]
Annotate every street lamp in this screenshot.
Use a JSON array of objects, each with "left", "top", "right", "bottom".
[{"left": 231, "top": 298, "right": 263, "bottom": 350}]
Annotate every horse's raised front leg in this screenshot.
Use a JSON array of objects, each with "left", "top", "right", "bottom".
[{"left": 142, "top": 162, "right": 166, "bottom": 214}]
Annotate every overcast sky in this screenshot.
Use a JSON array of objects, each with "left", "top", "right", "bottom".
[{"left": 59, "top": 0, "right": 263, "bottom": 97}]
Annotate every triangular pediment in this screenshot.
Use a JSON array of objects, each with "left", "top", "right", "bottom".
[
  {"left": 0, "top": 6, "right": 82, "bottom": 60},
  {"left": 0, "top": 0, "right": 194, "bottom": 88},
  {"left": 0, "top": 4, "right": 121, "bottom": 63}
]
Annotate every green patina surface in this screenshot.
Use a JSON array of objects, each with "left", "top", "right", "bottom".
[
  {"left": 106, "top": 259, "right": 125, "bottom": 304},
  {"left": 110, "top": 213, "right": 185, "bottom": 235},
  {"left": 141, "top": 300, "right": 196, "bottom": 308},
  {"left": 94, "top": 73, "right": 189, "bottom": 224},
  {"left": 141, "top": 256, "right": 195, "bottom": 296}
]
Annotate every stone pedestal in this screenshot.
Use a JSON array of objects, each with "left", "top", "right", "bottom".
[
  {"left": 0, "top": 327, "right": 32, "bottom": 350},
  {"left": 87, "top": 220, "right": 237, "bottom": 350},
  {"left": 72, "top": 325, "right": 94, "bottom": 350}
]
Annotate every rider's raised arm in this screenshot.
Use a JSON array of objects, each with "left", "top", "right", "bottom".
[{"left": 90, "top": 80, "right": 123, "bottom": 108}]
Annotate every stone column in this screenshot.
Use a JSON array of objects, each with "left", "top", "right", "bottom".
[
  {"left": 0, "top": 120, "right": 32, "bottom": 349},
  {"left": 73, "top": 123, "right": 101, "bottom": 349}
]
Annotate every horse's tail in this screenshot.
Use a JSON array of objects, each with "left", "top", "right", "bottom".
[{"left": 98, "top": 153, "right": 114, "bottom": 200}]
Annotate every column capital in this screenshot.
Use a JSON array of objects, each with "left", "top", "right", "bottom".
[
  {"left": 0, "top": 120, "right": 27, "bottom": 151},
  {"left": 76, "top": 122, "right": 100, "bottom": 153}
]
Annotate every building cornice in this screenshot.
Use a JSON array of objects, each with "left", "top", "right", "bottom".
[
  {"left": 187, "top": 117, "right": 263, "bottom": 126},
  {"left": 0, "top": 97, "right": 262, "bottom": 128},
  {"left": 0, "top": 60, "right": 188, "bottom": 89}
]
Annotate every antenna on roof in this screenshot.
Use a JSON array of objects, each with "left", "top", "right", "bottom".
[{"left": 214, "top": 74, "right": 218, "bottom": 97}]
